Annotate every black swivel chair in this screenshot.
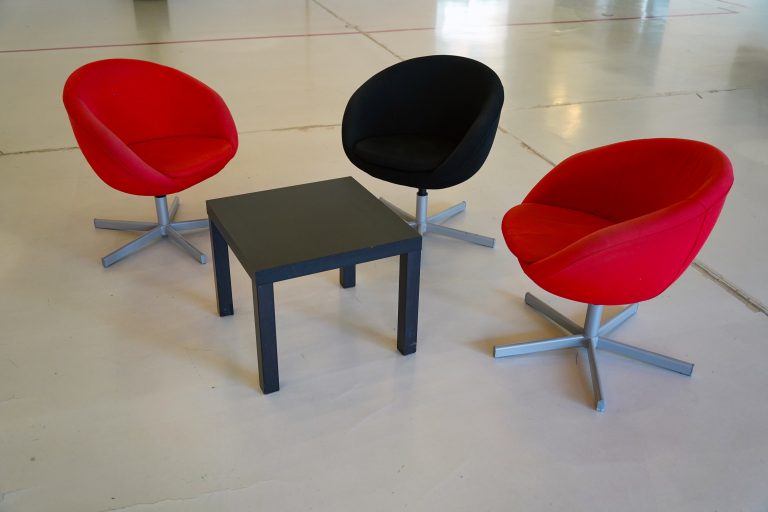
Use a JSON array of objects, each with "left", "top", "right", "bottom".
[{"left": 342, "top": 55, "right": 505, "bottom": 247}]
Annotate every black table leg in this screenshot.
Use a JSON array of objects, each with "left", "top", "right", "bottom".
[
  {"left": 253, "top": 280, "right": 279, "bottom": 394},
  {"left": 339, "top": 265, "right": 356, "bottom": 288},
  {"left": 397, "top": 250, "right": 421, "bottom": 355},
  {"left": 210, "top": 220, "right": 233, "bottom": 316}
]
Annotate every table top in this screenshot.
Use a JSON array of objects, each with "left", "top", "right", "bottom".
[{"left": 206, "top": 177, "right": 421, "bottom": 282}]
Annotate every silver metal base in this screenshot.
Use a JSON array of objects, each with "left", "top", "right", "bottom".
[
  {"left": 380, "top": 192, "right": 495, "bottom": 248},
  {"left": 494, "top": 293, "right": 694, "bottom": 412},
  {"left": 94, "top": 196, "right": 209, "bottom": 267}
]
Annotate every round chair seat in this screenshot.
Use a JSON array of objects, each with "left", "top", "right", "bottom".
[
  {"left": 353, "top": 134, "right": 456, "bottom": 173},
  {"left": 129, "top": 136, "right": 236, "bottom": 181},
  {"left": 502, "top": 203, "right": 613, "bottom": 265}
]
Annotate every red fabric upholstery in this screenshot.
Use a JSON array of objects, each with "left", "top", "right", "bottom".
[
  {"left": 502, "top": 139, "right": 733, "bottom": 305},
  {"left": 63, "top": 59, "right": 238, "bottom": 196}
]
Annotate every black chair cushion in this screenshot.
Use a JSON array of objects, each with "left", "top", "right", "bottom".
[{"left": 354, "top": 134, "right": 456, "bottom": 173}]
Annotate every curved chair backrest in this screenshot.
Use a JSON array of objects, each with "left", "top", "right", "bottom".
[
  {"left": 520, "top": 138, "right": 733, "bottom": 304},
  {"left": 63, "top": 59, "right": 238, "bottom": 195},
  {"left": 342, "top": 55, "right": 504, "bottom": 189}
]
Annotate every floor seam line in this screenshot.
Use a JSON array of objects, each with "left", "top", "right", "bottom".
[
  {"left": 240, "top": 123, "right": 341, "bottom": 135},
  {"left": 692, "top": 261, "right": 768, "bottom": 316},
  {"left": 503, "top": 130, "right": 557, "bottom": 167},
  {"left": 310, "top": 0, "right": 403, "bottom": 61},
  {"left": 96, "top": 481, "right": 287, "bottom": 512},
  {"left": 0, "top": 146, "right": 78, "bottom": 156},
  {"left": 1, "top": 125, "right": 344, "bottom": 155},
  {"left": 0, "top": 10, "right": 738, "bottom": 54},
  {"left": 516, "top": 88, "right": 740, "bottom": 110},
  {"left": 715, "top": 0, "right": 747, "bottom": 8}
]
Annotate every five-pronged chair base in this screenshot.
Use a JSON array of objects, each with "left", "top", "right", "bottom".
[
  {"left": 95, "top": 196, "right": 209, "bottom": 267},
  {"left": 380, "top": 190, "right": 495, "bottom": 248},
  {"left": 494, "top": 293, "right": 694, "bottom": 412}
]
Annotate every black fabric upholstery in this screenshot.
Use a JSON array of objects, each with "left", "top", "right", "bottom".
[
  {"left": 342, "top": 55, "right": 504, "bottom": 190},
  {"left": 354, "top": 134, "right": 456, "bottom": 173}
]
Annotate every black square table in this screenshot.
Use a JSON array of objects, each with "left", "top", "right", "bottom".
[{"left": 206, "top": 177, "right": 422, "bottom": 394}]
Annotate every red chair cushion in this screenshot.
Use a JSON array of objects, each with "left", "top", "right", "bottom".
[
  {"left": 502, "top": 203, "right": 613, "bottom": 264},
  {"left": 129, "top": 136, "right": 235, "bottom": 180}
]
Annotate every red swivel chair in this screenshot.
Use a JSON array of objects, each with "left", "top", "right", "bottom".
[
  {"left": 494, "top": 138, "right": 733, "bottom": 411},
  {"left": 63, "top": 59, "right": 238, "bottom": 267}
]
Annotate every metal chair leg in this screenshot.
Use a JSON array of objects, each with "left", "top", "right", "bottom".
[
  {"left": 494, "top": 334, "right": 583, "bottom": 358},
  {"left": 598, "top": 337, "right": 694, "bottom": 375},
  {"left": 379, "top": 197, "right": 416, "bottom": 221},
  {"left": 524, "top": 292, "right": 583, "bottom": 334},
  {"left": 494, "top": 294, "right": 694, "bottom": 411},
  {"left": 598, "top": 303, "right": 639, "bottom": 336},
  {"left": 584, "top": 338, "right": 605, "bottom": 412},
  {"left": 94, "top": 219, "right": 156, "bottom": 231},
  {"left": 426, "top": 223, "right": 495, "bottom": 248},
  {"left": 102, "top": 226, "right": 164, "bottom": 267},
  {"left": 95, "top": 195, "right": 209, "bottom": 266},
  {"left": 171, "top": 219, "right": 209, "bottom": 231},
  {"left": 168, "top": 196, "right": 180, "bottom": 221},
  {"left": 379, "top": 192, "right": 495, "bottom": 247},
  {"left": 166, "top": 227, "right": 207, "bottom": 264},
  {"left": 427, "top": 201, "right": 466, "bottom": 224}
]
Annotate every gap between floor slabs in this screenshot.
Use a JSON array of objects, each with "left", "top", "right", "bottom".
[
  {"left": 0, "top": 145, "right": 78, "bottom": 157},
  {"left": 499, "top": 129, "right": 557, "bottom": 167},
  {"left": 0, "top": 84, "right": 737, "bottom": 158},
  {"left": 239, "top": 123, "right": 340, "bottom": 135},
  {"left": 0, "top": 9, "right": 738, "bottom": 54},
  {"left": 519, "top": 88, "right": 738, "bottom": 110},
  {"left": 311, "top": 0, "right": 404, "bottom": 61},
  {"left": 0, "top": 125, "right": 341, "bottom": 158},
  {"left": 693, "top": 261, "right": 768, "bottom": 315}
]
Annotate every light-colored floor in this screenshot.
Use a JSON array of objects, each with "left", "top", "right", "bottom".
[{"left": 1, "top": 1, "right": 767, "bottom": 510}]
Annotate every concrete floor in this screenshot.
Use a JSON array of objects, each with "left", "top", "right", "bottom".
[{"left": 1, "top": 1, "right": 767, "bottom": 510}]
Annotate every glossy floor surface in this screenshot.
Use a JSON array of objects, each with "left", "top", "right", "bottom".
[{"left": 1, "top": 1, "right": 767, "bottom": 510}]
